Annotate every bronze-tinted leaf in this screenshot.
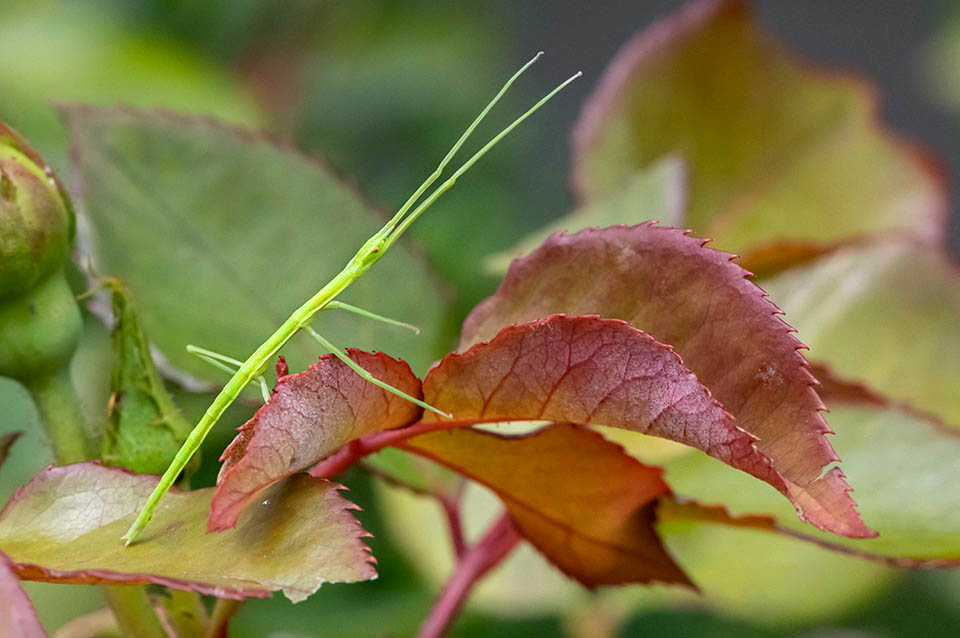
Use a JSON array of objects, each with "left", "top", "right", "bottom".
[
  {"left": 401, "top": 423, "right": 692, "bottom": 588},
  {"left": 424, "top": 315, "right": 786, "bottom": 508},
  {"left": 210, "top": 350, "right": 422, "bottom": 531},
  {"left": 0, "top": 463, "right": 375, "bottom": 602},
  {"left": 572, "top": 0, "right": 946, "bottom": 270},
  {"left": 657, "top": 497, "right": 777, "bottom": 533},
  {"left": 460, "top": 224, "right": 870, "bottom": 537},
  {"left": 0, "top": 551, "right": 45, "bottom": 638}
]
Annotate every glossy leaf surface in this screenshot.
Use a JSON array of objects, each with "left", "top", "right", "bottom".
[{"left": 213, "top": 313, "right": 789, "bottom": 588}]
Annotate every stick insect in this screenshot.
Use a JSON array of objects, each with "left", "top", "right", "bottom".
[{"left": 122, "top": 53, "right": 581, "bottom": 544}]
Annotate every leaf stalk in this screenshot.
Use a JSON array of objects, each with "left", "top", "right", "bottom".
[{"left": 418, "top": 513, "right": 521, "bottom": 638}]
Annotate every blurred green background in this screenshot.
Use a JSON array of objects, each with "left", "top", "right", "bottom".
[{"left": 1, "top": 1, "right": 959, "bottom": 636}]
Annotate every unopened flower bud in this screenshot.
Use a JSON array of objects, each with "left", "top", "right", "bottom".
[
  {"left": 0, "top": 123, "right": 80, "bottom": 382},
  {"left": 0, "top": 122, "right": 74, "bottom": 302}
]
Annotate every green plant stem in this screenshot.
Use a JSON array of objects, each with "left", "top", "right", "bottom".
[
  {"left": 102, "top": 587, "right": 167, "bottom": 638},
  {"left": 206, "top": 598, "right": 244, "bottom": 638},
  {"left": 25, "top": 365, "right": 171, "bottom": 638},
  {"left": 53, "top": 607, "right": 121, "bottom": 638},
  {"left": 157, "top": 589, "right": 210, "bottom": 638},
  {"left": 23, "top": 366, "right": 92, "bottom": 464}
]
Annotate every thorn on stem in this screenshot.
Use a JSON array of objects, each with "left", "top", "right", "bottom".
[{"left": 276, "top": 355, "right": 289, "bottom": 378}]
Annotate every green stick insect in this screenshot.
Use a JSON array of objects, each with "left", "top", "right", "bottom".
[{"left": 122, "top": 53, "right": 581, "bottom": 544}]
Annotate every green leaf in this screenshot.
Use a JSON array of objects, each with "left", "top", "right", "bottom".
[
  {"left": 572, "top": 0, "right": 946, "bottom": 273},
  {"left": 0, "top": 3, "right": 262, "bottom": 168},
  {"left": 62, "top": 106, "right": 452, "bottom": 384},
  {"left": 0, "top": 433, "right": 21, "bottom": 475},
  {"left": 650, "top": 404, "right": 960, "bottom": 563},
  {"left": 0, "top": 463, "right": 375, "bottom": 602},
  {"left": 762, "top": 241, "right": 960, "bottom": 431},
  {"left": 482, "top": 155, "right": 686, "bottom": 275},
  {"left": 101, "top": 278, "right": 196, "bottom": 476},
  {"left": 653, "top": 519, "right": 893, "bottom": 625},
  {"left": 0, "top": 370, "right": 104, "bottom": 630}
]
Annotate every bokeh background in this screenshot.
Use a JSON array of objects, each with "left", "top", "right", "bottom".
[{"left": 1, "top": 1, "right": 959, "bottom": 636}]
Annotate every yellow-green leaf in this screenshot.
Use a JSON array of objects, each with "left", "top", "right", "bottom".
[
  {"left": 653, "top": 405, "right": 960, "bottom": 563},
  {"left": 482, "top": 155, "right": 686, "bottom": 275},
  {"left": 0, "top": 463, "right": 375, "bottom": 603},
  {"left": 763, "top": 241, "right": 960, "bottom": 431},
  {"left": 572, "top": 0, "right": 946, "bottom": 272}
]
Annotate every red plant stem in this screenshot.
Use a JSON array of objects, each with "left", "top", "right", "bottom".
[
  {"left": 440, "top": 489, "right": 467, "bottom": 560},
  {"left": 418, "top": 513, "right": 521, "bottom": 638},
  {"left": 358, "top": 461, "right": 467, "bottom": 559},
  {"left": 309, "top": 419, "right": 498, "bottom": 479}
]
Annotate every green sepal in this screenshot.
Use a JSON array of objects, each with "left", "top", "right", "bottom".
[
  {"left": 101, "top": 278, "right": 197, "bottom": 478},
  {"left": 0, "top": 270, "right": 82, "bottom": 382}
]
